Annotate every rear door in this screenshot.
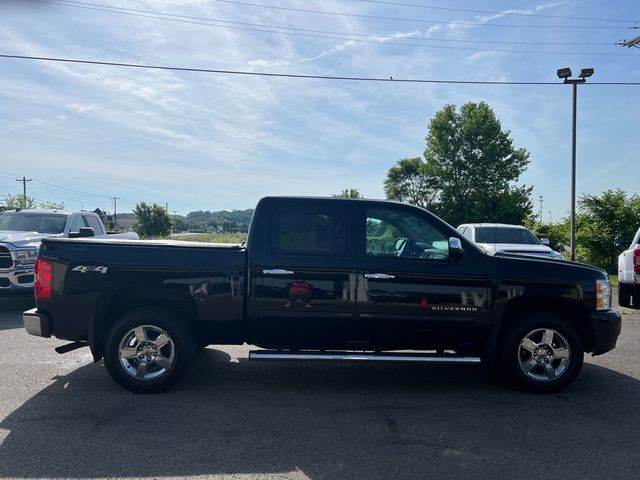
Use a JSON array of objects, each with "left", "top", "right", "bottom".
[
  {"left": 355, "top": 204, "right": 491, "bottom": 350},
  {"left": 249, "top": 199, "right": 361, "bottom": 349}
]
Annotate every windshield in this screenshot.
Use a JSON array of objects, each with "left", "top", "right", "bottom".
[
  {"left": 0, "top": 212, "right": 67, "bottom": 234},
  {"left": 475, "top": 226, "right": 541, "bottom": 245}
]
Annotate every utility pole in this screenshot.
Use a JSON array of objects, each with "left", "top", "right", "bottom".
[
  {"left": 538, "top": 195, "right": 544, "bottom": 225},
  {"left": 15, "top": 177, "right": 32, "bottom": 208},
  {"left": 110, "top": 196, "right": 120, "bottom": 228}
]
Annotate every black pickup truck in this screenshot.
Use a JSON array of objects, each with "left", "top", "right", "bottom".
[{"left": 23, "top": 196, "right": 621, "bottom": 394}]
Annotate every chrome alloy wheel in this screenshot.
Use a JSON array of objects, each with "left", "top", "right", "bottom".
[
  {"left": 118, "top": 325, "right": 175, "bottom": 380},
  {"left": 518, "top": 328, "right": 571, "bottom": 382}
]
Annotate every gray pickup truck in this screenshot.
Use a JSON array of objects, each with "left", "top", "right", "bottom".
[{"left": 0, "top": 209, "right": 138, "bottom": 291}]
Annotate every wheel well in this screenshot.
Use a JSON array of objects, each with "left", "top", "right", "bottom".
[
  {"left": 498, "top": 297, "right": 595, "bottom": 353},
  {"left": 91, "top": 288, "right": 198, "bottom": 361}
]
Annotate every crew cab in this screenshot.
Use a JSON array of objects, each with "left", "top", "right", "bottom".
[
  {"left": 617, "top": 226, "right": 640, "bottom": 308},
  {"left": 457, "top": 223, "right": 564, "bottom": 259},
  {"left": 23, "top": 197, "right": 621, "bottom": 394},
  {"left": 0, "top": 209, "right": 138, "bottom": 291}
]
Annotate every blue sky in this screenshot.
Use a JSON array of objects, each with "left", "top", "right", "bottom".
[{"left": 0, "top": 0, "right": 638, "bottom": 220}]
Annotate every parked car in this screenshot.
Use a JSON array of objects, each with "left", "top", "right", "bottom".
[
  {"left": 0, "top": 209, "right": 138, "bottom": 291},
  {"left": 23, "top": 197, "right": 620, "bottom": 394},
  {"left": 457, "top": 223, "right": 564, "bottom": 259},
  {"left": 617, "top": 227, "right": 640, "bottom": 308}
]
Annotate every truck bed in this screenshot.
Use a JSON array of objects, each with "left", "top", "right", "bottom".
[{"left": 37, "top": 237, "right": 247, "bottom": 347}]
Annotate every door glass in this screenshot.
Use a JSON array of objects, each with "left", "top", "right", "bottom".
[
  {"left": 365, "top": 208, "right": 449, "bottom": 260},
  {"left": 270, "top": 210, "right": 346, "bottom": 256}
]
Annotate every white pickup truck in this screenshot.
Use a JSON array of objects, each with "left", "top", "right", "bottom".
[
  {"left": 617, "top": 227, "right": 640, "bottom": 308},
  {"left": 0, "top": 209, "right": 138, "bottom": 291}
]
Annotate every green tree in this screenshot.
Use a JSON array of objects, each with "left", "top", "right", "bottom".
[
  {"left": 384, "top": 102, "right": 533, "bottom": 225},
  {"left": 133, "top": 202, "right": 172, "bottom": 238},
  {"left": 333, "top": 188, "right": 363, "bottom": 199},
  {"left": 574, "top": 189, "right": 640, "bottom": 272},
  {"left": 3, "top": 194, "right": 65, "bottom": 210},
  {"left": 424, "top": 102, "right": 532, "bottom": 226},
  {"left": 383, "top": 157, "right": 439, "bottom": 209},
  {"left": 4, "top": 193, "right": 37, "bottom": 209},
  {"left": 39, "top": 200, "right": 66, "bottom": 210}
]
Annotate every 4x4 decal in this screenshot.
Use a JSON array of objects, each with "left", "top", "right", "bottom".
[{"left": 72, "top": 265, "right": 108, "bottom": 274}]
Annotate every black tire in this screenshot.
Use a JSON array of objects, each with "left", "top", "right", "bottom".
[
  {"left": 500, "top": 311, "right": 583, "bottom": 394},
  {"left": 104, "top": 307, "right": 195, "bottom": 394},
  {"left": 618, "top": 283, "right": 632, "bottom": 308}
]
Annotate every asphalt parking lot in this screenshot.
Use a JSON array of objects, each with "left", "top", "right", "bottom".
[{"left": 0, "top": 292, "right": 639, "bottom": 480}]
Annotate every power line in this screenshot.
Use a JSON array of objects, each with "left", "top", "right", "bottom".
[
  {"left": 34, "top": 0, "right": 618, "bottom": 47},
  {"left": 2, "top": 54, "right": 640, "bottom": 85},
  {"left": 32, "top": 179, "right": 110, "bottom": 200},
  {"left": 355, "top": 0, "right": 638, "bottom": 24},
  {"left": 214, "top": 0, "right": 633, "bottom": 29}
]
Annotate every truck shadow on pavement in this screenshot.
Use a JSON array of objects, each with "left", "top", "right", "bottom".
[{"left": 1, "top": 349, "right": 639, "bottom": 480}]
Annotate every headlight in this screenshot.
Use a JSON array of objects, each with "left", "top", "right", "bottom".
[
  {"left": 596, "top": 279, "right": 611, "bottom": 311},
  {"left": 10, "top": 249, "right": 38, "bottom": 265}
]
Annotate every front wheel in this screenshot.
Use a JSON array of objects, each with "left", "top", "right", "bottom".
[
  {"left": 500, "top": 312, "right": 584, "bottom": 393},
  {"left": 104, "top": 308, "right": 195, "bottom": 394}
]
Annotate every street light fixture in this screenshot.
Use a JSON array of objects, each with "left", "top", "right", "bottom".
[{"left": 557, "top": 66, "right": 594, "bottom": 261}]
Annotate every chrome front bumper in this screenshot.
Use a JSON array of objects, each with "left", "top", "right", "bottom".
[{"left": 0, "top": 266, "right": 35, "bottom": 290}]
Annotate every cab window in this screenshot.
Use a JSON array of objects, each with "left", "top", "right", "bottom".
[
  {"left": 68, "top": 215, "right": 86, "bottom": 234},
  {"left": 270, "top": 208, "right": 346, "bottom": 256},
  {"left": 365, "top": 208, "right": 449, "bottom": 260},
  {"left": 84, "top": 215, "right": 104, "bottom": 235}
]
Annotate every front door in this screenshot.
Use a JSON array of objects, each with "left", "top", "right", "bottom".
[
  {"left": 356, "top": 204, "right": 491, "bottom": 351},
  {"left": 250, "top": 199, "right": 361, "bottom": 349}
]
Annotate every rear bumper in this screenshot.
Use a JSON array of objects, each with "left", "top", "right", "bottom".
[
  {"left": 23, "top": 308, "right": 52, "bottom": 338},
  {"left": 591, "top": 309, "right": 622, "bottom": 355}
]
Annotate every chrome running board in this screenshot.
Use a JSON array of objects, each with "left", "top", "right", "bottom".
[{"left": 249, "top": 350, "right": 481, "bottom": 364}]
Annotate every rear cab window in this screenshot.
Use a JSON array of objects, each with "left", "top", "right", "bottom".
[{"left": 270, "top": 209, "right": 347, "bottom": 256}]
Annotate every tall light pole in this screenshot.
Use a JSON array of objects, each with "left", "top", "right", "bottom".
[{"left": 557, "top": 67, "right": 594, "bottom": 261}]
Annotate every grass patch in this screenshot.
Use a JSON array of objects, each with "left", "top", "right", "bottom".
[
  {"left": 172, "top": 232, "right": 246, "bottom": 244},
  {"left": 609, "top": 275, "right": 618, "bottom": 286}
]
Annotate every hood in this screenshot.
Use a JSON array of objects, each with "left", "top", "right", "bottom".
[
  {"left": 478, "top": 243, "right": 559, "bottom": 257},
  {"left": 0, "top": 230, "right": 60, "bottom": 249}
]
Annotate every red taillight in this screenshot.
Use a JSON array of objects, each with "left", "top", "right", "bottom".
[
  {"left": 35, "top": 259, "right": 52, "bottom": 300},
  {"left": 634, "top": 249, "right": 640, "bottom": 273}
]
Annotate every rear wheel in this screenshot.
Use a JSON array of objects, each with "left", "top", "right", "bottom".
[
  {"left": 104, "top": 308, "right": 195, "bottom": 394},
  {"left": 500, "top": 312, "right": 583, "bottom": 393},
  {"left": 619, "top": 283, "right": 632, "bottom": 308}
]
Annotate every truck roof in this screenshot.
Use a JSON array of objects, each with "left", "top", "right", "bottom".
[
  {"left": 458, "top": 223, "right": 530, "bottom": 229},
  {"left": 3, "top": 209, "right": 94, "bottom": 216}
]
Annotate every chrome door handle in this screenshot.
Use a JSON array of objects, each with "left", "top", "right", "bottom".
[
  {"left": 263, "top": 269, "right": 294, "bottom": 275},
  {"left": 364, "top": 273, "right": 395, "bottom": 279}
]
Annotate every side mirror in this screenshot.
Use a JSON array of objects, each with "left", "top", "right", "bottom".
[
  {"left": 540, "top": 238, "right": 550, "bottom": 246},
  {"left": 614, "top": 235, "right": 626, "bottom": 248},
  {"left": 449, "top": 237, "right": 464, "bottom": 258},
  {"left": 69, "top": 227, "right": 95, "bottom": 238}
]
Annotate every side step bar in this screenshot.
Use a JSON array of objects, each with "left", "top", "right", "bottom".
[{"left": 249, "top": 350, "right": 481, "bottom": 364}]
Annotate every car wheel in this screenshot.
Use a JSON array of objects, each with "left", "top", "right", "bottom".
[
  {"left": 618, "top": 283, "right": 632, "bottom": 308},
  {"left": 104, "top": 307, "right": 195, "bottom": 394},
  {"left": 501, "top": 311, "right": 583, "bottom": 393}
]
